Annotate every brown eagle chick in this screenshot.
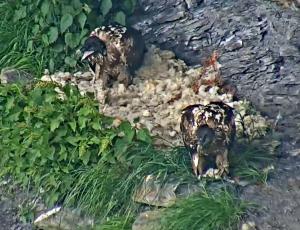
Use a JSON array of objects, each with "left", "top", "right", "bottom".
[
  {"left": 80, "top": 23, "right": 145, "bottom": 88},
  {"left": 180, "top": 102, "right": 236, "bottom": 178}
]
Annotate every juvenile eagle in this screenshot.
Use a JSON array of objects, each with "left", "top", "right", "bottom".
[
  {"left": 180, "top": 102, "right": 236, "bottom": 178},
  {"left": 80, "top": 23, "right": 145, "bottom": 88}
]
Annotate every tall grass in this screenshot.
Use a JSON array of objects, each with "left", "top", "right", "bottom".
[
  {"left": 93, "top": 216, "right": 134, "bottom": 230},
  {"left": 160, "top": 190, "right": 248, "bottom": 230},
  {"left": 229, "top": 140, "right": 275, "bottom": 183},
  {"left": 65, "top": 144, "right": 193, "bottom": 220},
  {"left": 0, "top": 2, "right": 46, "bottom": 76},
  {"left": 65, "top": 138, "right": 275, "bottom": 227}
]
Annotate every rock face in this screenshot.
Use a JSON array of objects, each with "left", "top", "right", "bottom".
[{"left": 130, "top": 0, "right": 300, "bottom": 145}]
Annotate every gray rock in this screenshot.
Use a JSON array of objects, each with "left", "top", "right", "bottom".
[
  {"left": 133, "top": 175, "right": 180, "bottom": 207},
  {"left": 132, "top": 210, "right": 162, "bottom": 230},
  {"left": 0, "top": 68, "right": 35, "bottom": 85},
  {"left": 34, "top": 207, "right": 94, "bottom": 230},
  {"left": 133, "top": 174, "right": 235, "bottom": 207},
  {"left": 240, "top": 156, "right": 300, "bottom": 229},
  {"left": 130, "top": 0, "right": 300, "bottom": 147}
]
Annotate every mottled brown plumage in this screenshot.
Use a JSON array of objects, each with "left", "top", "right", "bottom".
[
  {"left": 180, "top": 102, "right": 236, "bottom": 177},
  {"left": 81, "top": 23, "right": 145, "bottom": 88}
]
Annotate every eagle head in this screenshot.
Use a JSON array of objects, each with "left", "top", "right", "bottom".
[{"left": 80, "top": 36, "right": 107, "bottom": 61}]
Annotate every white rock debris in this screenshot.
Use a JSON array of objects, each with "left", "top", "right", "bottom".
[{"left": 41, "top": 46, "right": 270, "bottom": 146}]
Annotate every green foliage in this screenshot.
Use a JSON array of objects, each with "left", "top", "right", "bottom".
[
  {"left": 0, "top": 0, "right": 137, "bottom": 75},
  {"left": 18, "top": 199, "right": 36, "bottom": 223},
  {"left": 230, "top": 140, "right": 275, "bottom": 184},
  {"left": 160, "top": 190, "right": 248, "bottom": 230},
  {"left": 65, "top": 146, "right": 192, "bottom": 219},
  {"left": 0, "top": 83, "right": 151, "bottom": 206},
  {"left": 0, "top": 4, "right": 45, "bottom": 76},
  {"left": 0, "top": 83, "right": 273, "bottom": 228}
]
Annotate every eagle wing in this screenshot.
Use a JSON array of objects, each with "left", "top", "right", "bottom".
[
  {"left": 180, "top": 102, "right": 235, "bottom": 155},
  {"left": 91, "top": 24, "right": 145, "bottom": 74},
  {"left": 180, "top": 104, "right": 201, "bottom": 154}
]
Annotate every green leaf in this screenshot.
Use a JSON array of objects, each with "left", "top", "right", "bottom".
[
  {"left": 42, "top": 34, "right": 49, "bottom": 46},
  {"left": 119, "top": 121, "right": 135, "bottom": 143},
  {"left": 39, "top": 17, "right": 47, "bottom": 28},
  {"left": 80, "top": 29, "right": 89, "bottom": 45},
  {"left": 48, "top": 27, "right": 58, "bottom": 44},
  {"left": 46, "top": 191, "right": 59, "bottom": 207},
  {"left": 100, "top": 0, "right": 112, "bottom": 17},
  {"left": 79, "top": 142, "right": 90, "bottom": 165},
  {"left": 41, "top": 0, "right": 50, "bottom": 17},
  {"left": 78, "top": 116, "right": 88, "bottom": 130},
  {"left": 65, "top": 32, "right": 80, "bottom": 48},
  {"left": 90, "top": 136, "right": 100, "bottom": 144},
  {"left": 72, "top": 0, "right": 82, "bottom": 9},
  {"left": 99, "top": 137, "right": 110, "bottom": 155},
  {"left": 79, "top": 107, "right": 92, "bottom": 116},
  {"left": 83, "top": 4, "right": 92, "bottom": 14},
  {"left": 14, "top": 6, "right": 27, "bottom": 22},
  {"left": 53, "top": 42, "right": 64, "bottom": 53},
  {"left": 80, "top": 29, "right": 89, "bottom": 39},
  {"left": 32, "top": 24, "right": 40, "bottom": 35},
  {"left": 114, "top": 11, "right": 126, "bottom": 25},
  {"left": 27, "top": 41, "right": 33, "bottom": 52},
  {"left": 64, "top": 56, "right": 77, "bottom": 67},
  {"left": 66, "top": 136, "right": 81, "bottom": 146},
  {"left": 61, "top": 6, "right": 75, "bottom": 16},
  {"left": 68, "top": 121, "right": 77, "bottom": 132},
  {"left": 5, "top": 97, "right": 14, "bottom": 112},
  {"left": 123, "top": 0, "right": 136, "bottom": 14},
  {"left": 136, "top": 128, "right": 152, "bottom": 144},
  {"left": 60, "top": 14, "right": 73, "bottom": 33},
  {"left": 50, "top": 118, "right": 61, "bottom": 132},
  {"left": 77, "top": 12, "right": 87, "bottom": 29},
  {"left": 114, "top": 138, "right": 129, "bottom": 156},
  {"left": 49, "top": 59, "right": 55, "bottom": 73},
  {"left": 91, "top": 120, "right": 101, "bottom": 130}
]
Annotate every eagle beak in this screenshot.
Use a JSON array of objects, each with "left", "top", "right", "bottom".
[{"left": 81, "top": 50, "right": 95, "bottom": 61}]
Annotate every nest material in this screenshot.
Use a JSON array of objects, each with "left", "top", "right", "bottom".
[{"left": 41, "top": 46, "right": 270, "bottom": 146}]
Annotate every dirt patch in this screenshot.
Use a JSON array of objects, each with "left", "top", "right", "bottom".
[{"left": 0, "top": 184, "right": 32, "bottom": 230}]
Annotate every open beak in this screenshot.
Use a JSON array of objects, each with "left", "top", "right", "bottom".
[{"left": 81, "top": 50, "right": 95, "bottom": 61}]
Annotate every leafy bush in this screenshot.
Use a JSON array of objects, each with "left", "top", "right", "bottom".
[
  {"left": 0, "top": 0, "right": 137, "bottom": 75},
  {"left": 0, "top": 82, "right": 151, "bottom": 206}
]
